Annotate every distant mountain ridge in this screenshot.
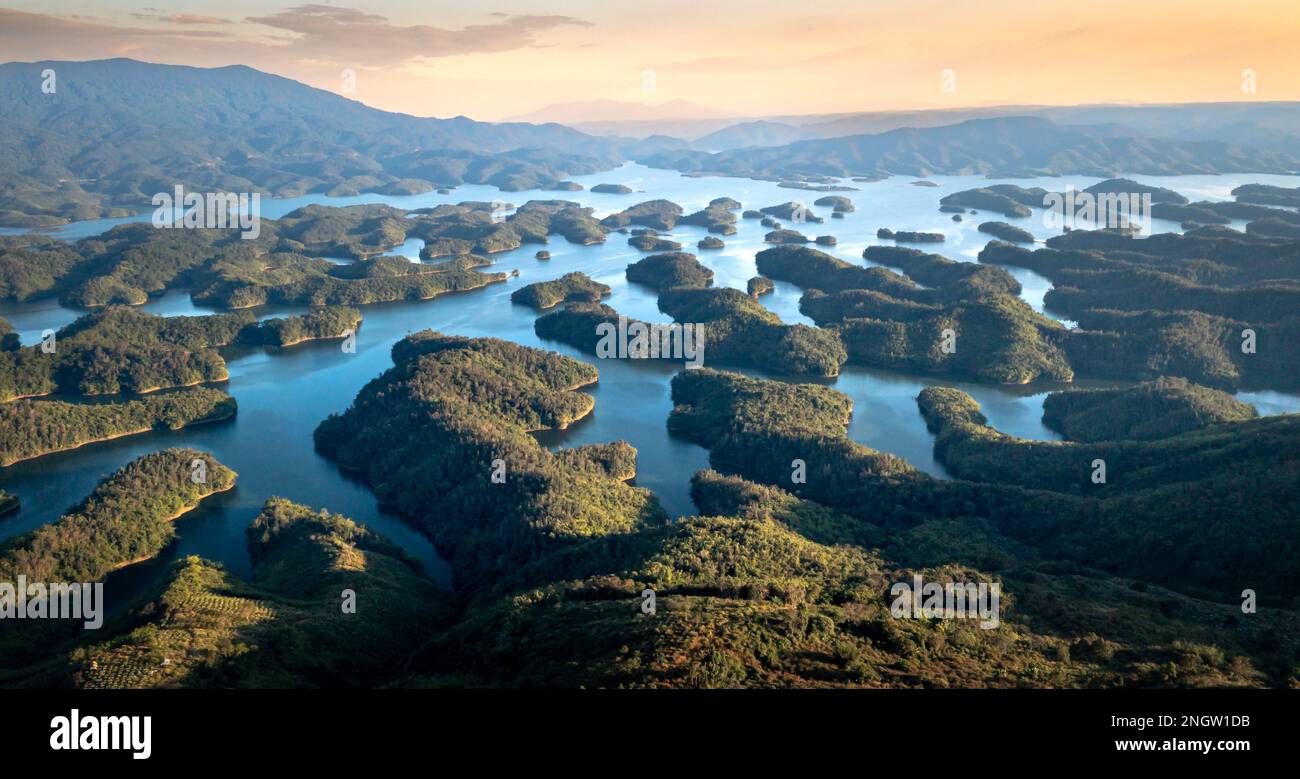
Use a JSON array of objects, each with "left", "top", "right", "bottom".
[
  {"left": 640, "top": 116, "right": 1300, "bottom": 180},
  {"left": 0, "top": 58, "right": 623, "bottom": 227}
]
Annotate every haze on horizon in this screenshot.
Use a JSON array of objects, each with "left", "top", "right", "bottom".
[{"left": 0, "top": 0, "right": 1297, "bottom": 122}]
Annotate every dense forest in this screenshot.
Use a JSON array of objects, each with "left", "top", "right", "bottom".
[
  {"left": 0, "top": 387, "right": 235, "bottom": 466},
  {"left": 511, "top": 272, "right": 610, "bottom": 310}
]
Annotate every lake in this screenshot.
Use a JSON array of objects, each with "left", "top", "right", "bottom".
[{"left": 3, "top": 163, "right": 1299, "bottom": 600}]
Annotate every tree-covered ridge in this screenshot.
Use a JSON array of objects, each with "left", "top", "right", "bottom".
[
  {"left": 625, "top": 251, "right": 715, "bottom": 290},
  {"left": 756, "top": 245, "right": 1069, "bottom": 384},
  {"left": 250, "top": 307, "right": 362, "bottom": 347},
  {"left": 64, "top": 497, "right": 449, "bottom": 689},
  {"left": 1041, "top": 377, "right": 1258, "bottom": 442},
  {"left": 914, "top": 385, "right": 1300, "bottom": 602},
  {"left": 0, "top": 306, "right": 363, "bottom": 401},
  {"left": 980, "top": 230, "right": 1300, "bottom": 390},
  {"left": 600, "top": 199, "right": 685, "bottom": 231},
  {"left": 0, "top": 59, "right": 621, "bottom": 227},
  {"left": 863, "top": 245, "right": 1021, "bottom": 299},
  {"left": 642, "top": 117, "right": 1300, "bottom": 184},
  {"left": 511, "top": 272, "right": 611, "bottom": 310},
  {"left": 314, "top": 333, "right": 665, "bottom": 589},
  {"left": 673, "top": 370, "right": 1300, "bottom": 609},
  {"left": 0, "top": 448, "right": 235, "bottom": 584},
  {"left": 0, "top": 201, "right": 625, "bottom": 310},
  {"left": 310, "top": 360, "right": 1297, "bottom": 687},
  {"left": 657, "top": 287, "right": 847, "bottom": 376},
  {"left": 0, "top": 387, "right": 235, "bottom": 466}
]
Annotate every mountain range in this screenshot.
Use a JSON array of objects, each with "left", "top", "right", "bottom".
[{"left": 2, "top": 59, "right": 1298, "bottom": 228}]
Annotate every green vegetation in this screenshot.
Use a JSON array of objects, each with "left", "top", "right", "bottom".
[
  {"left": 1233, "top": 183, "right": 1300, "bottom": 208},
  {"left": 0, "top": 449, "right": 235, "bottom": 584},
  {"left": 814, "top": 195, "right": 854, "bottom": 212},
  {"left": 67, "top": 498, "right": 448, "bottom": 688},
  {"left": 765, "top": 229, "right": 811, "bottom": 244},
  {"left": 189, "top": 250, "right": 507, "bottom": 309},
  {"left": 591, "top": 184, "right": 634, "bottom": 194},
  {"left": 511, "top": 272, "right": 611, "bottom": 310},
  {"left": 628, "top": 233, "right": 682, "bottom": 252},
  {"left": 1041, "top": 377, "right": 1257, "bottom": 442},
  {"left": 0, "top": 306, "right": 363, "bottom": 401},
  {"left": 250, "top": 307, "right": 362, "bottom": 347},
  {"left": 878, "top": 228, "right": 944, "bottom": 243},
  {"left": 314, "top": 333, "right": 665, "bottom": 589},
  {"left": 680, "top": 204, "right": 739, "bottom": 235},
  {"left": 978, "top": 221, "right": 1035, "bottom": 243},
  {"left": 601, "top": 200, "right": 684, "bottom": 231},
  {"left": 626, "top": 252, "right": 715, "bottom": 290},
  {"left": 940, "top": 185, "right": 1044, "bottom": 218},
  {"left": 863, "top": 246, "right": 1020, "bottom": 299},
  {"left": 747, "top": 276, "right": 774, "bottom": 297},
  {"left": 0, "top": 59, "right": 620, "bottom": 227},
  {"left": 658, "top": 287, "right": 847, "bottom": 376},
  {"left": 915, "top": 385, "right": 1300, "bottom": 600},
  {"left": 756, "top": 246, "right": 1065, "bottom": 383},
  {"left": 0, "top": 316, "right": 18, "bottom": 352},
  {"left": 980, "top": 230, "right": 1300, "bottom": 390},
  {"left": 1084, "top": 178, "right": 1188, "bottom": 205},
  {"left": 0, "top": 387, "right": 236, "bottom": 466},
  {"left": 642, "top": 116, "right": 1299, "bottom": 180}
]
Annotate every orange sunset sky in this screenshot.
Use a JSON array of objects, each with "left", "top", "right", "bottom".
[{"left": 0, "top": 0, "right": 1296, "bottom": 120}]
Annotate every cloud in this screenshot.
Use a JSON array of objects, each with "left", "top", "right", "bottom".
[
  {"left": 0, "top": 8, "right": 233, "bottom": 58},
  {"left": 244, "top": 6, "right": 590, "bottom": 66},
  {"left": 0, "top": 6, "right": 588, "bottom": 69},
  {"left": 131, "top": 13, "right": 232, "bottom": 25}
]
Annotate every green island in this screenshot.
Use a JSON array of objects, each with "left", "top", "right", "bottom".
[
  {"left": 601, "top": 200, "right": 684, "bottom": 231},
  {"left": 0, "top": 448, "right": 236, "bottom": 583},
  {"left": 747, "top": 276, "right": 774, "bottom": 297},
  {"left": 877, "top": 228, "right": 945, "bottom": 243},
  {"left": 758, "top": 245, "right": 1067, "bottom": 383},
  {"left": 1040, "top": 377, "right": 1257, "bottom": 442},
  {"left": 978, "top": 221, "right": 1035, "bottom": 243},
  {"left": 0, "top": 387, "right": 236, "bottom": 466},
  {"left": 0, "top": 306, "right": 362, "bottom": 401},
  {"left": 939, "top": 185, "right": 1045, "bottom": 218},
  {"left": 511, "top": 272, "right": 611, "bottom": 310},
  {"left": 625, "top": 252, "right": 715, "bottom": 290},
  {"left": 628, "top": 233, "right": 682, "bottom": 252}
]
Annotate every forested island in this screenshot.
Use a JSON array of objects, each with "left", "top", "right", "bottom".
[{"left": 511, "top": 272, "right": 611, "bottom": 310}]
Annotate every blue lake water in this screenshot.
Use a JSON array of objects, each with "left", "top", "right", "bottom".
[{"left": 3, "top": 163, "right": 1299, "bottom": 599}]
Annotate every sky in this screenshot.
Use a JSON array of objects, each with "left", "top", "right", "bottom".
[{"left": 0, "top": 1, "right": 1297, "bottom": 121}]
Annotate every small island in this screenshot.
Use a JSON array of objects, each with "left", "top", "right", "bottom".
[
  {"left": 747, "top": 276, "right": 774, "bottom": 297},
  {"left": 978, "top": 221, "right": 1035, "bottom": 243},
  {"left": 625, "top": 252, "right": 715, "bottom": 290},
  {"left": 877, "top": 228, "right": 945, "bottom": 243},
  {"left": 511, "top": 271, "right": 612, "bottom": 310}
]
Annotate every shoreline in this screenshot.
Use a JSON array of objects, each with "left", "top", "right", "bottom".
[{"left": 0, "top": 404, "right": 237, "bottom": 467}]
